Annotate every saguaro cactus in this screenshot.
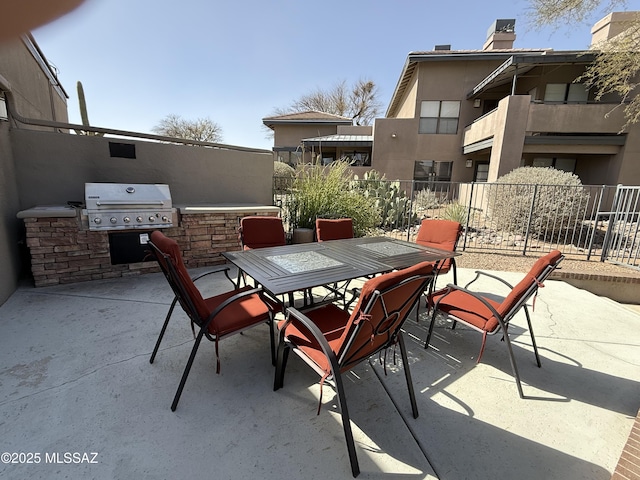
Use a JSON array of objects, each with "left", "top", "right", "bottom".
[{"left": 75, "top": 81, "right": 103, "bottom": 136}]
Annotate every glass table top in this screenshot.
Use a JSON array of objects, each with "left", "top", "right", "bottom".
[
  {"left": 265, "top": 251, "right": 344, "bottom": 274},
  {"left": 356, "top": 241, "right": 421, "bottom": 256}
]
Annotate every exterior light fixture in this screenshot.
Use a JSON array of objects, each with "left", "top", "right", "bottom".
[{"left": 466, "top": 159, "right": 473, "bottom": 168}]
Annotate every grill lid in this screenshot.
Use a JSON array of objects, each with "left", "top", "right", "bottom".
[
  {"left": 85, "top": 182, "right": 172, "bottom": 210},
  {"left": 84, "top": 182, "right": 173, "bottom": 230}
]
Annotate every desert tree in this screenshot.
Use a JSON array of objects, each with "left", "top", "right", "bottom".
[
  {"left": 152, "top": 114, "right": 223, "bottom": 142},
  {"left": 274, "top": 78, "right": 382, "bottom": 126}
]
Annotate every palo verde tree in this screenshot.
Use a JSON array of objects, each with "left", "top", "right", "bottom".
[
  {"left": 152, "top": 114, "right": 223, "bottom": 143},
  {"left": 529, "top": 1, "right": 640, "bottom": 128}
]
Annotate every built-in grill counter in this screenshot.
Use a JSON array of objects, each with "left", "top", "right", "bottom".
[{"left": 18, "top": 196, "right": 280, "bottom": 287}]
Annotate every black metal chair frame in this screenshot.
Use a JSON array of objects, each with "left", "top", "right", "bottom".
[
  {"left": 274, "top": 270, "right": 433, "bottom": 477},
  {"left": 147, "top": 239, "right": 275, "bottom": 411},
  {"left": 426, "top": 254, "right": 564, "bottom": 398}
]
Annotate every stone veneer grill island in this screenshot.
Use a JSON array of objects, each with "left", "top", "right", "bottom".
[{"left": 19, "top": 205, "right": 279, "bottom": 287}]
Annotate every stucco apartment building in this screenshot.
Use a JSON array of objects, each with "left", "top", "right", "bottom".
[{"left": 264, "top": 12, "right": 640, "bottom": 187}]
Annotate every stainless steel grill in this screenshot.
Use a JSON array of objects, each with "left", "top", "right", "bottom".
[{"left": 84, "top": 182, "right": 174, "bottom": 231}]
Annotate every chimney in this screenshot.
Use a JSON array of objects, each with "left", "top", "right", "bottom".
[
  {"left": 590, "top": 11, "right": 638, "bottom": 47},
  {"left": 483, "top": 19, "right": 516, "bottom": 50}
]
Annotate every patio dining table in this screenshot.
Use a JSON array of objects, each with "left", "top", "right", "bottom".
[{"left": 222, "top": 236, "right": 459, "bottom": 306}]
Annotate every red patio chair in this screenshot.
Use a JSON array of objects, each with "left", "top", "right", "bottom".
[
  {"left": 315, "top": 217, "right": 354, "bottom": 242},
  {"left": 426, "top": 249, "right": 564, "bottom": 398},
  {"left": 315, "top": 218, "right": 355, "bottom": 303},
  {"left": 415, "top": 218, "right": 462, "bottom": 286},
  {"left": 274, "top": 261, "right": 434, "bottom": 477},
  {"left": 147, "top": 230, "right": 276, "bottom": 411},
  {"left": 237, "top": 215, "right": 287, "bottom": 288},
  {"left": 414, "top": 219, "right": 462, "bottom": 319},
  {"left": 238, "top": 215, "right": 286, "bottom": 250}
]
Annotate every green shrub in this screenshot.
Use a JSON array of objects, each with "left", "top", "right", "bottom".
[
  {"left": 488, "top": 167, "right": 590, "bottom": 237},
  {"left": 288, "top": 160, "right": 379, "bottom": 237},
  {"left": 273, "top": 161, "right": 295, "bottom": 193}
]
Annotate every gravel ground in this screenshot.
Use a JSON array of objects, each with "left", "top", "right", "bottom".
[{"left": 456, "top": 250, "right": 640, "bottom": 276}]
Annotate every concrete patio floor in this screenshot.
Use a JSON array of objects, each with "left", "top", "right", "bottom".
[{"left": 0, "top": 265, "right": 638, "bottom": 480}]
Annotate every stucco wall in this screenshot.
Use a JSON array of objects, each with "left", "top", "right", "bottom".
[
  {"left": 11, "top": 129, "right": 274, "bottom": 209},
  {"left": 0, "top": 122, "right": 21, "bottom": 305},
  {"left": 0, "top": 35, "right": 70, "bottom": 305}
]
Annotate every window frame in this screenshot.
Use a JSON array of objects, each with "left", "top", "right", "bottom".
[
  {"left": 474, "top": 162, "right": 490, "bottom": 182},
  {"left": 419, "top": 100, "right": 460, "bottom": 134}
]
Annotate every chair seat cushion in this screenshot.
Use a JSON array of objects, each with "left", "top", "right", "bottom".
[
  {"left": 430, "top": 288, "right": 501, "bottom": 332},
  {"left": 205, "top": 286, "right": 272, "bottom": 336},
  {"left": 280, "top": 304, "right": 351, "bottom": 373}
]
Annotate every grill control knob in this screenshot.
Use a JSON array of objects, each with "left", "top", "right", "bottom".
[
  {"left": 136, "top": 216, "right": 143, "bottom": 223},
  {"left": 123, "top": 217, "right": 131, "bottom": 223},
  {"left": 110, "top": 217, "right": 117, "bottom": 224},
  {"left": 93, "top": 217, "right": 102, "bottom": 224},
  {"left": 148, "top": 216, "right": 156, "bottom": 222},
  {"left": 161, "top": 215, "right": 169, "bottom": 222}
]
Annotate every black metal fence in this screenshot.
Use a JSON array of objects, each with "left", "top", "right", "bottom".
[{"left": 274, "top": 177, "right": 640, "bottom": 267}]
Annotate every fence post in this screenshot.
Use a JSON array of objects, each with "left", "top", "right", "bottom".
[
  {"left": 601, "top": 184, "right": 623, "bottom": 262},
  {"left": 586, "top": 185, "right": 607, "bottom": 261},
  {"left": 407, "top": 180, "right": 416, "bottom": 241},
  {"left": 522, "top": 184, "right": 538, "bottom": 256},
  {"left": 461, "top": 182, "right": 476, "bottom": 252}
]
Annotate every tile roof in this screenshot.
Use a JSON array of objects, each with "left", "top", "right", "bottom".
[{"left": 262, "top": 110, "right": 352, "bottom": 123}]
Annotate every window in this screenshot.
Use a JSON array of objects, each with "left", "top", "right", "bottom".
[
  {"left": 419, "top": 101, "right": 460, "bottom": 134},
  {"left": 474, "top": 162, "right": 490, "bottom": 182},
  {"left": 276, "top": 150, "right": 301, "bottom": 166},
  {"left": 342, "top": 152, "right": 371, "bottom": 166},
  {"left": 321, "top": 155, "right": 334, "bottom": 166},
  {"left": 544, "top": 83, "right": 588, "bottom": 103},
  {"left": 414, "top": 161, "right": 453, "bottom": 182},
  {"left": 0, "top": 94, "right": 7, "bottom": 120},
  {"left": 532, "top": 157, "right": 576, "bottom": 173}
]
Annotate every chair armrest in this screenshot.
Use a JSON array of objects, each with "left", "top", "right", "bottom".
[
  {"left": 433, "top": 284, "right": 504, "bottom": 327},
  {"left": 464, "top": 270, "right": 515, "bottom": 291},
  {"left": 201, "top": 286, "right": 271, "bottom": 336},
  {"left": 191, "top": 266, "right": 235, "bottom": 288},
  {"left": 283, "top": 307, "right": 341, "bottom": 376}
]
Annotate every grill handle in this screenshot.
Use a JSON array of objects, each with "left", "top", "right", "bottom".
[{"left": 95, "top": 201, "right": 166, "bottom": 207}]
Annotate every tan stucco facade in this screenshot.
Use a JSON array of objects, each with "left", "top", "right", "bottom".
[{"left": 268, "top": 14, "right": 640, "bottom": 189}]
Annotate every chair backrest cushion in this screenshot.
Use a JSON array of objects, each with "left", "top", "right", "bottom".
[
  {"left": 316, "top": 218, "right": 354, "bottom": 242},
  {"left": 489, "top": 249, "right": 563, "bottom": 331},
  {"left": 337, "top": 261, "right": 433, "bottom": 369},
  {"left": 415, "top": 219, "right": 462, "bottom": 250},
  {"left": 150, "top": 231, "right": 209, "bottom": 322},
  {"left": 415, "top": 219, "right": 462, "bottom": 272},
  {"left": 239, "top": 216, "right": 286, "bottom": 250}
]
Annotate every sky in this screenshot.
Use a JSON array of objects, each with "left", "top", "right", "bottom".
[{"left": 31, "top": 0, "right": 640, "bottom": 150}]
